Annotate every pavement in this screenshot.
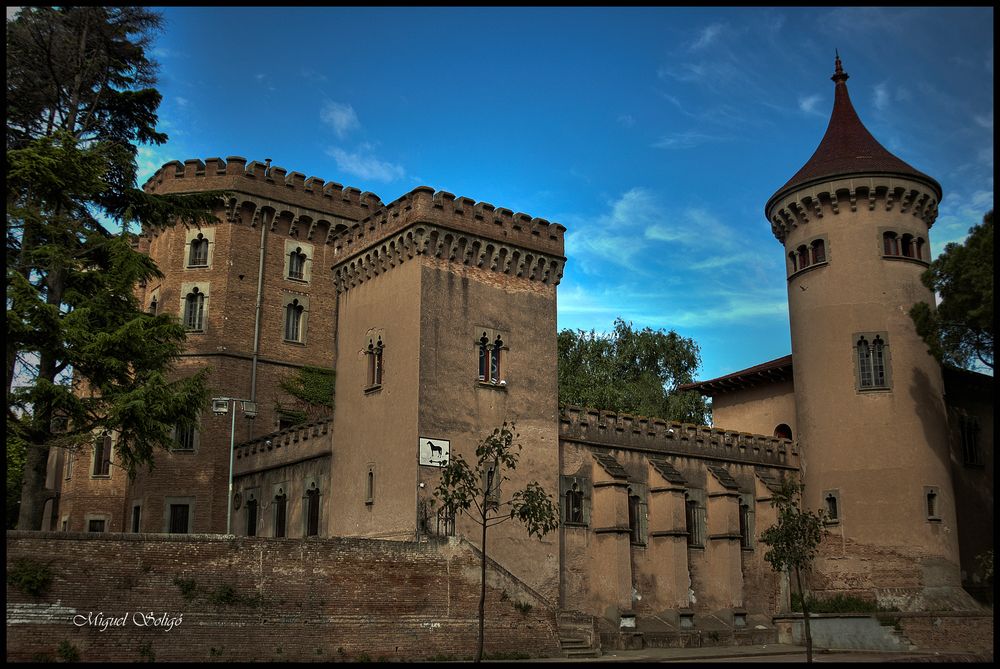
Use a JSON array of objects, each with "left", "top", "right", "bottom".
[{"left": 520, "top": 643, "right": 993, "bottom": 663}]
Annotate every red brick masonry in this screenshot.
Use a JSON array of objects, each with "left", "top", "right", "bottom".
[{"left": 5, "top": 532, "right": 561, "bottom": 662}]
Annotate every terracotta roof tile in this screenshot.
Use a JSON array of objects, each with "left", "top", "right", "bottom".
[{"left": 766, "top": 56, "right": 941, "bottom": 213}]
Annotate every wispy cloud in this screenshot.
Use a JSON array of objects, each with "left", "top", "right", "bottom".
[
  {"left": 254, "top": 73, "right": 276, "bottom": 92},
  {"left": 798, "top": 94, "right": 824, "bottom": 115},
  {"left": 617, "top": 114, "right": 636, "bottom": 128},
  {"left": 325, "top": 145, "right": 405, "bottom": 183},
  {"left": 652, "top": 130, "right": 728, "bottom": 150},
  {"left": 320, "top": 101, "right": 360, "bottom": 138},
  {"left": 690, "top": 23, "right": 725, "bottom": 51},
  {"left": 973, "top": 112, "right": 993, "bottom": 130},
  {"left": 873, "top": 82, "right": 890, "bottom": 111}
]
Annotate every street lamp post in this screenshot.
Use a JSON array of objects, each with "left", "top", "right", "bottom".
[{"left": 212, "top": 397, "right": 257, "bottom": 535}]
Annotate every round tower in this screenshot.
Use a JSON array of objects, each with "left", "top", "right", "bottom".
[{"left": 765, "top": 57, "right": 965, "bottom": 609}]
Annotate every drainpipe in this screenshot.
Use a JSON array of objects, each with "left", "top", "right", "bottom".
[{"left": 249, "top": 160, "right": 271, "bottom": 432}]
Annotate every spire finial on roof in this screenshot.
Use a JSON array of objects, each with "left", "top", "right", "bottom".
[{"left": 832, "top": 50, "right": 849, "bottom": 85}]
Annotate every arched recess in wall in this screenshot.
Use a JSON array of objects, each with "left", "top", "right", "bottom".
[{"left": 774, "top": 424, "right": 793, "bottom": 440}]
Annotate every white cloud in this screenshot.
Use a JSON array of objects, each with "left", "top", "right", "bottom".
[
  {"left": 691, "top": 23, "right": 724, "bottom": 51},
  {"left": 175, "top": 97, "right": 189, "bottom": 108},
  {"left": 320, "top": 101, "right": 361, "bottom": 139},
  {"left": 652, "top": 130, "right": 727, "bottom": 150},
  {"left": 798, "top": 94, "right": 823, "bottom": 115},
  {"left": 617, "top": 114, "right": 636, "bottom": 128},
  {"left": 326, "top": 146, "right": 404, "bottom": 183},
  {"left": 7, "top": 6, "right": 22, "bottom": 21},
  {"left": 973, "top": 112, "right": 993, "bottom": 130},
  {"left": 873, "top": 83, "right": 890, "bottom": 112}
]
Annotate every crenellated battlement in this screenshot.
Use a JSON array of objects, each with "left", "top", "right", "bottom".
[
  {"left": 143, "top": 157, "right": 382, "bottom": 221},
  {"left": 233, "top": 418, "right": 332, "bottom": 476},
  {"left": 767, "top": 174, "right": 939, "bottom": 244},
  {"left": 328, "top": 185, "right": 566, "bottom": 267},
  {"left": 559, "top": 404, "right": 798, "bottom": 469}
]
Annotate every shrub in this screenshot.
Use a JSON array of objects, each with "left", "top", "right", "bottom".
[{"left": 7, "top": 558, "right": 54, "bottom": 597}]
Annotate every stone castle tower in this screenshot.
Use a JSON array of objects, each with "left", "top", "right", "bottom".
[{"left": 764, "top": 56, "right": 964, "bottom": 607}]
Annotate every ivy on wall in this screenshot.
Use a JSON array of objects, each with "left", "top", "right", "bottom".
[{"left": 276, "top": 366, "right": 335, "bottom": 426}]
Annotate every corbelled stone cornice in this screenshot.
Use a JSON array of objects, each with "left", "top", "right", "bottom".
[{"left": 766, "top": 174, "right": 939, "bottom": 244}]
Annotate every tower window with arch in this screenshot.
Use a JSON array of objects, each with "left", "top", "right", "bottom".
[
  {"left": 565, "top": 483, "right": 584, "bottom": 524},
  {"left": 924, "top": 486, "right": 940, "bottom": 521},
  {"left": 773, "top": 424, "right": 793, "bottom": 440},
  {"left": 273, "top": 489, "right": 288, "bottom": 538},
  {"left": 284, "top": 299, "right": 304, "bottom": 342},
  {"left": 365, "top": 337, "right": 384, "bottom": 388},
  {"left": 883, "top": 231, "right": 899, "bottom": 256},
  {"left": 188, "top": 233, "right": 209, "bottom": 267},
  {"left": 184, "top": 288, "right": 205, "bottom": 332},
  {"left": 305, "top": 483, "right": 321, "bottom": 535},
  {"left": 93, "top": 432, "right": 112, "bottom": 477},
  {"left": 823, "top": 489, "right": 841, "bottom": 524},
  {"left": 288, "top": 247, "right": 307, "bottom": 280},
  {"left": 855, "top": 333, "right": 890, "bottom": 391},
  {"left": 788, "top": 236, "right": 829, "bottom": 276},
  {"left": 476, "top": 328, "right": 508, "bottom": 386}
]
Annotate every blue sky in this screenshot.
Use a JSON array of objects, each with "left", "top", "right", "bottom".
[{"left": 138, "top": 7, "right": 993, "bottom": 382}]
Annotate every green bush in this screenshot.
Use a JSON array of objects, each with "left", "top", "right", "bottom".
[
  {"left": 7, "top": 558, "right": 54, "bottom": 597},
  {"left": 791, "top": 592, "right": 896, "bottom": 614},
  {"left": 56, "top": 640, "right": 80, "bottom": 662}
]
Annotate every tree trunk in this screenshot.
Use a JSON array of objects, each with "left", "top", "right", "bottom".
[
  {"left": 476, "top": 512, "right": 487, "bottom": 662},
  {"left": 17, "top": 442, "right": 54, "bottom": 530},
  {"left": 795, "top": 566, "right": 813, "bottom": 663}
]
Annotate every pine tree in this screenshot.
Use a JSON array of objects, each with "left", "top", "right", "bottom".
[{"left": 6, "top": 7, "right": 224, "bottom": 529}]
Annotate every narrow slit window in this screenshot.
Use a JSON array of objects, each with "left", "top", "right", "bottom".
[
  {"left": 365, "top": 468, "right": 375, "bottom": 505},
  {"left": 825, "top": 493, "right": 839, "bottom": 521},
  {"left": 274, "top": 493, "right": 287, "bottom": 537},
  {"left": 246, "top": 498, "right": 258, "bottom": 536},
  {"left": 565, "top": 483, "right": 584, "bottom": 524},
  {"left": 685, "top": 498, "right": 702, "bottom": 547},
  {"left": 739, "top": 502, "right": 752, "bottom": 549},
  {"left": 628, "top": 489, "right": 642, "bottom": 545},
  {"left": 491, "top": 335, "right": 503, "bottom": 383},
  {"left": 926, "top": 489, "right": 938, "bottom": 519},
  {"left": 857, "top": 336, "right": 873, "bottom": 388},
  {"left": 306, "top": 487, "right": 320, "bottom": 535},
  {"left": 478, "top": 333, "right": 489, "bottom": 381}
]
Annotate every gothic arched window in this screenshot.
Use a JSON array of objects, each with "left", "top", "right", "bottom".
[
  {"left": 284, "top": 299, "right": 303, "bottom": 342},
  {"left": 288, "top": 247, "right": 306, "bottom": 280},
  {"left": 184, "top": 288, "right": 205, "bottom": 331},
  {"left": 189, "top": 233, "right": 209, "bottom": 267}
]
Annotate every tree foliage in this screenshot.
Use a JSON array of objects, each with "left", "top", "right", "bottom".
[
  {"left": 910, "top": 210, "right": 993, "bottom": 372},
  {"left": 758, "top": 477, "right": 828, "bottom": 663},
  {"left": 277, "top": 366, "right": 335, "bottom": 426},
  {"left": 432, "top": 423, "right": 558, "bottom": 662},
  {"left": 6, "top": 7, "right": 224, "bottom": 529},
  {"left": 557, "top": 318, "right": 710, "bottom": 424}
]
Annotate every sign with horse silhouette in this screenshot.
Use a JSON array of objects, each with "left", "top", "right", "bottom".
[{"left": 419, "top": 438, "right": 450, "bottom": 467}]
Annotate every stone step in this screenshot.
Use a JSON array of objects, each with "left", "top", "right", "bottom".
[{"left": 563, "top": 648, "right": 602, "bottom": 658}]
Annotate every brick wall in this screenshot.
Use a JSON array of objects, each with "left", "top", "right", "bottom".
[
  {"left": 6, "top": 532, "right": 561, "bottom": 662},
  {"left": 896, "top": 612, "right": 994, "bottom": 655}
]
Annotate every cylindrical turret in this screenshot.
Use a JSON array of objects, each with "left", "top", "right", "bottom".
[{"left": 765, "top": 57, "right": 963, "bottom": 607}]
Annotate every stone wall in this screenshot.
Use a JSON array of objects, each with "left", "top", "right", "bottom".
[{"left": 5, "top": 532, "right": 561, "bottom": 662}]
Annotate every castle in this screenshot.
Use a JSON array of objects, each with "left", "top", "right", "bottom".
[{"left": 43, "top": 58, "right": 992, "bottom": 640}]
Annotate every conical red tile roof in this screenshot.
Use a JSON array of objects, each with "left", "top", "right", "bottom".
[{"left": 766, "top": 56, "right": 941, "bottom": 214}]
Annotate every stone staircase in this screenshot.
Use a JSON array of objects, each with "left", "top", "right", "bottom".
[{"left": 557, "top": 610, "right": 601, "bottom": 658}]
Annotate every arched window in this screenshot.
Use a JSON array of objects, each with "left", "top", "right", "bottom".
[
  {"left": 825, "top": 493, "right": 839, "bottom": 521},
  {"left": 797, "top": 245, "right": 810, "bottom": 269},
  {"left": 288, "top": 247, "right": 306, "bottom": 280},
  {"left": 478, "top": 333, "right": 489, "bottom": 381},
  {"left": 774, "top": 424, "right": 793, "bottom": 440},
  {"left": 685, "top": 497, "right": 702, "bottom": 547},
  {"left": 915, "top": 237, "right": 926, "bottom": 260},
  {"left": 811, "top": 239, "right": 826, "bottom": 264},
  {"left": 148, "top": 296, "right": 157, "bottom": 315},
  {"left": 883, "top": 231, "right": 899, "bottom": 256},
  {"left": 273, "top": 491, "right": 287, "bottom": 538},
  {"left": 284, "top": 299, "right": 303, "bottom": 342},
  {"left": 565, "top": 483, "right": 584, "bottom": 524},
  {"left": 788, "top": 252, "right": 798, "bottom": 273},
  {"left": 184, "top": 288, "right": 205, "bottom": 331},
  {"left": 93, "top": 433, "right": 112, "bottom": 476},
  {"left": 189, "top": 233, "right": 209, "bottom": 267},
  {"left": 366, "top": 337, "right": 384, "bottom": 387},
  {"left": 926, "top": 489, "right": 938, "bottom": 518},
  {"left": 365, "top": 466, "right": 375, "bottom": 504},
  {"left": 245, "top": 498, "right": 258, "bottom": 536},
  {"left": 901, "top": 234, "right": 914, "bottom": 258},
  {"left": 491, "top": 335, "right": 503, "bottom": 383},
  {"left": 739, "top": 501, "right": 752, "bottom": 549},
  {"left": 484, "top": 461, "right": 500, "bottom": 510},
  {"left": 306, "top": 486, "right": 320, "bottom": 536},
  {"left": 871, "top": 335, "right": 886, "bottom": 386},
  {"left": 627, "top": 488, "right": 642, "bottom": 545},
  {"left": 856, "top": 333, "right": 889, "bottom": 389},
  {"left": 857, "top": 336, "right": 873, "bottom": 388}
]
